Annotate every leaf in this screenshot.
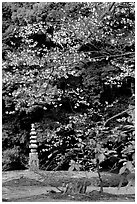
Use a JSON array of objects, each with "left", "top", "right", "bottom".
[
  {"left": 74, "top": 163, "right": 80, "bottom": 171},
  {"left": 119, "top": 158, "right": 127, "bottom": 163},
  {"left": 48, "top": 153, "right": 52, "bottom": 159},
  {"left": 132, "top": 153, "right": 135, "bottom": 161},
  {"left": 68, "top": 165, "right": 75, "bottom": 171},
  {"left": 95, "top": 144, "right": 102, "bottom": 153},
  {"left": 125, "top": 161, "right": 133, "bottom": 171},
  {"left": 97, "top": 153, "right": 105, "bottom": 163},
  {"left": 91, "top": 158, "right": 96, "bottom": 164},
  {"left": 122, "top": 125, "right": 134, "bottom": 131},
  {"left": 119, "top": 166, "right": 126, "bottom": 174},
  {"left": 68, "top": 160, "right": 75, "bottom": 171},
  {"left": 105, "top": 150, "right": 117, "bottom": 155},
  {"left": 70, "top": 159, "right": 75, "bottom": 165}
]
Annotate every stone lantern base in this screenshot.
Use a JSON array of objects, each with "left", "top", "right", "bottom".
[{"left": 29, "top": 152, "right": 39, "bottom": 171}]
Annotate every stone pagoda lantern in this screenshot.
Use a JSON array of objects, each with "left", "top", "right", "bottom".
[{"left": 29, "top": 123, "right": 39, "bottom": 170}]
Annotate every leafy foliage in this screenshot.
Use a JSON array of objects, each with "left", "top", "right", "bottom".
[{"left": 2, "top": 2, "right": 135, "bottom": 174}]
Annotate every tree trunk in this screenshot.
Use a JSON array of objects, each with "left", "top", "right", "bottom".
[{"left": 97, "top": 159, "right": 103, "bottom": 193}]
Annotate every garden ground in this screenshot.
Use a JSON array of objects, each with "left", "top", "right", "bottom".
[{"left": 2, "top": 170, "right": 135, "bottom": 202}]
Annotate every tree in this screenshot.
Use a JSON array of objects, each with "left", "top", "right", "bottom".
[{"left": 2, "top": 2, "right": 135, "bottom": 174}]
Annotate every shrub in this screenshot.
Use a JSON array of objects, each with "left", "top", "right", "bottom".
[{"left": 2, "top": 146, "right": 28, "bottom": 171}]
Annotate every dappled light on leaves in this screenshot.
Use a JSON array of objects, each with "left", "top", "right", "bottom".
[{"left": 2, "top": 2, "right": 135, "bottom": 175}]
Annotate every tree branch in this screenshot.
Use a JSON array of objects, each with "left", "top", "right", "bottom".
[
  {"left": 104, "top": 107, "right": 134, "bottom": 127},
  {"left": 100, "top": 2, "right": 115, "bottom": 20},
  {"left": 85, "top": 52, "right": 135, "bottom": 60}
]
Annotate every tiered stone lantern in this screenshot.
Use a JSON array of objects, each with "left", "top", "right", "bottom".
[{"left": 29, "top": 123, "right": 39, "bottom": 170}]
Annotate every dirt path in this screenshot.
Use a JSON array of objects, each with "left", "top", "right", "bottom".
[
  {"left": 2, "top": 170, "right": 135, "bottom": 202},
  {"left": 3, "top": 186, "right": 71, "bottom": 202},
  {"left": 3, "top": 185, "right": 135, "bottom": 201}
]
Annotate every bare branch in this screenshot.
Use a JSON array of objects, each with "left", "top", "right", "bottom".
[
  {"left": 104, "top": 107, "right": 134, "bottom": 127},
  {"left": 83, "top": 52, "right": 135, "bottom": 62}
]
